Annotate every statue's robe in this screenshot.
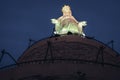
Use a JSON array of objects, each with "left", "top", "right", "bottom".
[{"left": 56, "top": 16, "right": 79, "bottom": 34}]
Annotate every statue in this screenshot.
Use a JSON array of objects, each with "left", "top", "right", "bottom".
[{"left": 51, "top": 5, "right": 87, "bottom": 37}]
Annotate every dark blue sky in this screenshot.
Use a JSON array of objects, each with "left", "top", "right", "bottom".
[{"left": 0, "top": 0, "right": 120, "bottom": 67}]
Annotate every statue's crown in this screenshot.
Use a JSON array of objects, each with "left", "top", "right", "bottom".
[{"left": 62, "top": 5, "right": 71, "bottom": 12}]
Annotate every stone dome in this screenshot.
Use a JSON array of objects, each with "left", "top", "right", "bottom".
[
  {"left": 18, "top": 35, "right": 120, "bottom": 67},
  {"left": 0, "top": 35, "right": 120, "bottom": 80}
]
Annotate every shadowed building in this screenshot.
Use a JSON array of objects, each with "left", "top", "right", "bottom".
[{"left": 0, "top": 35, "right": 120, "bottom": 80}]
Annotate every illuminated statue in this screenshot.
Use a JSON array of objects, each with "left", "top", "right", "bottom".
[{"left": 51, "top": 5, "right": 87, "bottom": 37}]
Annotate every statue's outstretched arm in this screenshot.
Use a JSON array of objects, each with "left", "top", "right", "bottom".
[{"left": 51, "top": 19, "right": 58, "bottom": 24}]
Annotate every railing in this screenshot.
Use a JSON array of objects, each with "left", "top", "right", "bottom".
[{"left": 0, "top": 58, "right": 120, "bottom": 70}]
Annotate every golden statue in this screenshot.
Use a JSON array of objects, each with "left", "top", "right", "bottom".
[{"left": 51, "top": 5, "right": 87, "bottom": 37}]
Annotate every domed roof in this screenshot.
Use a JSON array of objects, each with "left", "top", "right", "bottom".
[{"left": 18, "top": 35, "right": 120, "bottom": 67}]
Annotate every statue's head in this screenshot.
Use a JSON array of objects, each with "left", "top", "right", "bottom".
[{"left": 62, "top": 5, "right": 72, "bottom": 16}]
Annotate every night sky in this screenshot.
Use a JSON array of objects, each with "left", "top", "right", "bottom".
[{"left": 0, "top": 0, "right": 120, "bottom": 67}]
